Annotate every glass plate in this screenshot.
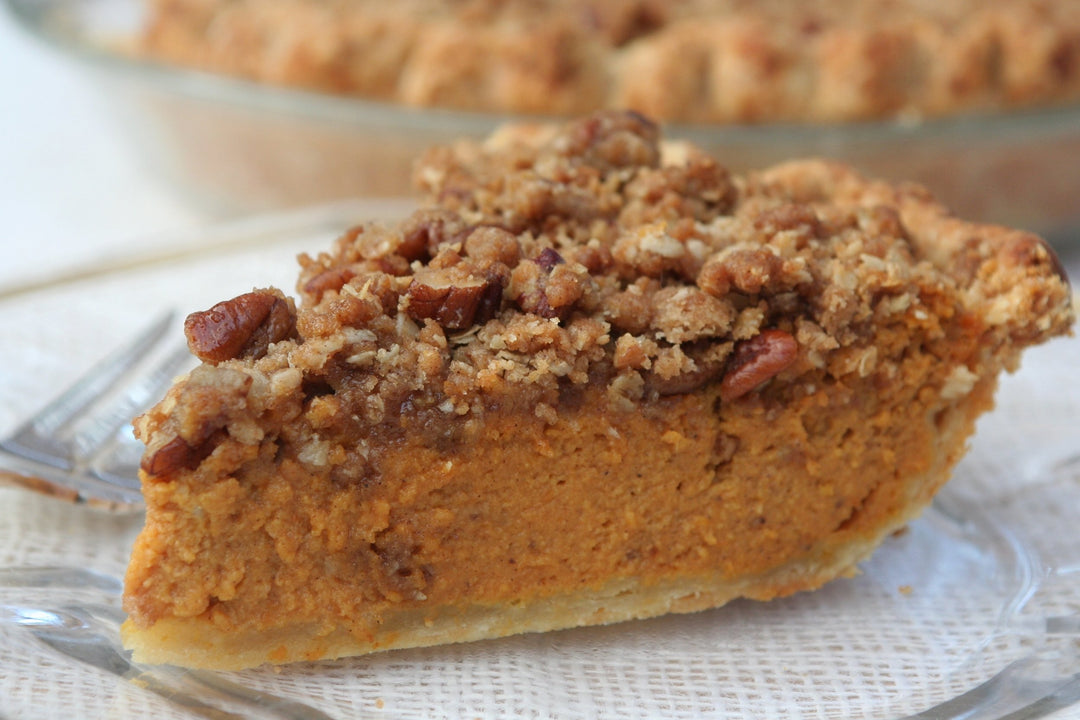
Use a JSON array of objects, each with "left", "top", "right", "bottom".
[{"left": 0, "top": 203, "right": 1077, "bottom": 719}]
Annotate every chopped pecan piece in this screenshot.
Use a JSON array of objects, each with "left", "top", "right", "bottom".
[
  {"left": 534, "top": 247, "right": 565, "bottom": 273},
  {"left": 184, "top": 290, "right": 297, "bottom": 364},
  {"left": 513, "top": 248, "right": 589, "bottom": 320},
  {"left": 405, "top": 266, "right": 503, "bottom": 330},
  {"left": 140, "top": 431, "right": 223, "bottom": 477},
  {"left": 398, "top": 208, "right": 469, "bottom": 262},
  {"left": 141, "top": 436, "right": 196, "bottom": 476},
  {"left": 303, "top": 267, "right": 356, "bottom": 300},
  {"left": 719, "top": 329, "right": 799, "bottom": 401},
  {"left": 648, "top": 355, "right": 726, "bottom": 396},
  {"left": 1001, "top": 234, "right": 1069, "bottom": 288}
]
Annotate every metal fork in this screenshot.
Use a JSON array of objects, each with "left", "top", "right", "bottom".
[{"left": 0, "top": 314, "right": 193, "bottom": 512}]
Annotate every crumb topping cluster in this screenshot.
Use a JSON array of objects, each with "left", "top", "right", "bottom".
[{"left": 139, "top": 111, "right": 1072, "bottom": 480}]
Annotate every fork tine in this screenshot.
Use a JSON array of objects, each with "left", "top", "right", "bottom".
[
  {"left": 0, "top": 312, "right": 175, "bottom": 469},
  {"left": 85, "top": 345, "right": 195, "bottom": 488},
  {"left": 73, "top": 344, "right": 194, "bottom": 466},
  {"left": 0, "top": 566, "right": 123, "bottom": 593},
  {"left": 0, "top": 464, "right": 145, "bottom": 512}
]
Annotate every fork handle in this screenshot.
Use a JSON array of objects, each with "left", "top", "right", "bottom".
[
  {"left": 0, "top": 469, "right": 134, "bottom": 512},
  {"left": 0, "top": 470, "right": 80, "bottom": 503}
]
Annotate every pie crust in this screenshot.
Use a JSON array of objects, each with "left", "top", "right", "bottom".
[{"left": 121, "top": 111, "right": 1073, "bottom": 669}]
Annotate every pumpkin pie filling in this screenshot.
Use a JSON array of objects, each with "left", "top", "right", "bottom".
[{"left": 121, "top": 111, "right": 1073, "bottom": 669}]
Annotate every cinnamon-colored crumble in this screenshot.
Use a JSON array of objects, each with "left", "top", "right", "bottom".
[
  {"left": 122, "top": 111, "right": 1073, "bottom": 670},
  {"left": 140, "top": 0, "right": 1080, "bottom": 123}
]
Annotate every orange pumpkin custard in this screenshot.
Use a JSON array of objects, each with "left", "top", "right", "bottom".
[{"left": 122, "top": 111, "right": 1073, "bottom": 670}]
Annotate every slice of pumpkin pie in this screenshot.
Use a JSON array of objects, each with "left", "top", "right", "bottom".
[{"left": 122, "top": 111, "right": 1073, "bottom": 670}]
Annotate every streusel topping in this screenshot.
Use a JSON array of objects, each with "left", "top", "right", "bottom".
[{"left": 137, "top": 111, "right": 1072, "bottom": 482}]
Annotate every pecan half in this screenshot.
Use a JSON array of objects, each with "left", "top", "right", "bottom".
[
  {"left": 302, "top": 266, "right": 356, "bottom": 301},
  {"left": 405, "top": 266, "right": 503, "bottom": 330},
  {"left": 184, "top": 289, "right": 297, "bottom": 364},
  {"left": 719, "top": 329, "right": 798, "bottom": 401}
]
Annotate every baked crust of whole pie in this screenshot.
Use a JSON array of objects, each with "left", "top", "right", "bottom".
[
  {"left": 121, "top": 112, "right": 1073, "bottom": 670},
  {"left": 139, "top": 0, "right": 1080, "bottom": 123}
]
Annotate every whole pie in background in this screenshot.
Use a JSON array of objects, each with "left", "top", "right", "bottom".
[{"left": 140, "top": 0, "right": 1080, "bottom": 123}]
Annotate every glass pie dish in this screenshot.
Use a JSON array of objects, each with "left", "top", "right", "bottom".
[{"left": 6, "top": 0, "right": 1080, "bottom": 247}]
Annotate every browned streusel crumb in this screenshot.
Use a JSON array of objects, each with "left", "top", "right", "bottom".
[
  {"left": 140, "top": 0, "right": 1080, "bottom": 123},
  {"left": 123, "top": 111, "right": 1072, "bottom": 670}
]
